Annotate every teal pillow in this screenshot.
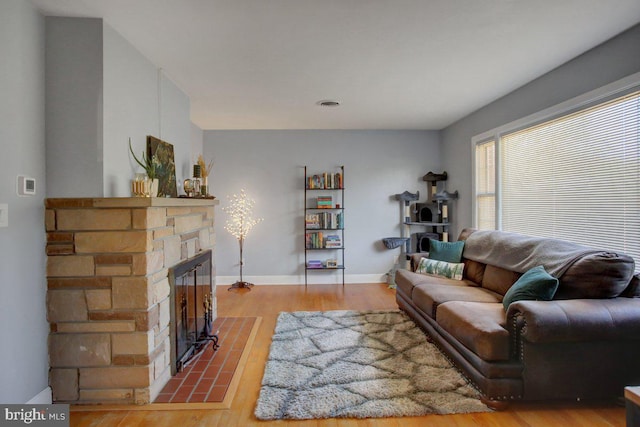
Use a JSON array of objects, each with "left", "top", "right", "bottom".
[
  {"left": 429, "top": 239, "right": 465, "bottom": 263},
  {"left": 502, "top": 265, "right": 559, "bottom": 310}
]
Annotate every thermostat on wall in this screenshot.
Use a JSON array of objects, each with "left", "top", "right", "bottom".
[{"left": 17, "top": 175, "right": 36, "bottom": 196}]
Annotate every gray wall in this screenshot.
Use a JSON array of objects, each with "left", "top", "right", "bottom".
[
  {"left": 102, "top": 22, "right": 157, "bottom": 196},
  {"left": 0, "top": 14, "right": 195, "bottom": 404},
  {"left": 191, "top": 123, "right": 204, "bottom": 165},
  {"left": 158, "top": 75, "right": 192, "bottom": 184},
  {"left": 102, "top": 23, "right": 193, "bottom": 196},
  {"left": 441, "top": 23, "right": 640, "bottom": 238},
  {"left": 47, "top": 18, "right": 194, "bottom": 198},
  {"left": 204, "top": 130, "right": 440, "bottom": 284},
  {"left": 45, "top": 18, "right": 103, "bottom": 197},
  {"left": 0, "top": 0, "right": 48, "bottom": 403}
]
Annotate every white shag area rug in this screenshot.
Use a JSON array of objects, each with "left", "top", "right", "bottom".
[{"left": 254, "top": 310, "right": 490, "bottom": 420}]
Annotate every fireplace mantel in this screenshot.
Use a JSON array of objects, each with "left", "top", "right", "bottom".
[
  {"left": 46, "top": 196, "right": 219, "bottom": 208},
  {"left": 45, "top": 197, "right": 218, "bottom": 405}
]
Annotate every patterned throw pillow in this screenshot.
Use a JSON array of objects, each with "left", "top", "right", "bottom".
[{"left": 417, "top": 257, "right": 465, "bottom": 281}]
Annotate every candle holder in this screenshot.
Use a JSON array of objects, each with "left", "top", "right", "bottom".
[{"left": 183, "top": 179, "right": 194, "bottom": 197}]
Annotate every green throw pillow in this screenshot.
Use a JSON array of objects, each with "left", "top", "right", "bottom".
[
  {"left": 417, "top": 257, "right": 465, "bottom": 281},
  {"left": 429, "top": 239, "right": 465, "bottom": 263},
  {"left": 502, "top": 265, "right": 559, "bottom": 310}
]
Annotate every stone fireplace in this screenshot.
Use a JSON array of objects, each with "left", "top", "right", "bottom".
[{"left": 45, "top": 197, "right": 218, "bottom": 405}]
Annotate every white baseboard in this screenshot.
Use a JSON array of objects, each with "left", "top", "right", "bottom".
[
  {"left": 216, "top": 274, "right": 387, "bottom": 286},
  {"left": 26, "top": 386, "right": 52, "bottom": 404}
]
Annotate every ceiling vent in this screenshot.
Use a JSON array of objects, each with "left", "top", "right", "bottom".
[{"left": 317, "top": 100, "right": 341, "bottom": 107}]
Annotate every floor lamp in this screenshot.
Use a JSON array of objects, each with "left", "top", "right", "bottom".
[{"left": 223, "top": 189, "right": 263, "bottom": 291}]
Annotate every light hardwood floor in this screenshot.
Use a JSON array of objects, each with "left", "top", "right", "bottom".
[{"left": 70, "top": 284, "right": 626, "bottom": 427}]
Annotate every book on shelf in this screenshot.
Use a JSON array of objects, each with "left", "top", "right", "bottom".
[
  {"left": 306, "top": 172, "right": 343, "bottom": 189},
  {"left": 306, "top": 231, "right": 322, "bottom": 248},
  {"left": 305, "top": 214, "right": 318, "bottom": 229},
  {"left": 324, "top": 234, "right": 342, "bottom": 248},
  {"left": 307, "top": 260, "right": 323, "bottom": 268},
  {"left": 306, "top": 232, "right": 342, "bottom": 249},
  {"left": 316, "top": 196, "right": 333, "bottom": 209},
  {"left": 305, "top": 212, "right": 343, "bottom": 230}
]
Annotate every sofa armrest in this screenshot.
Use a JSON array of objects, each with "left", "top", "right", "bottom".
[
  {"left": 507, "top": 298, "right": 640, "bottom": 344},
  {"left": 409, "top": 253, "right": 429, "bottom": 272}
]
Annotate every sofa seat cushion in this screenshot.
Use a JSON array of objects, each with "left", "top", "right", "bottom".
[
  {"left": 395, "top": 269, "right": 471, "bottom": 299},
  {"left": 437, "top": 301, "right": 511, "bottom": 362},
  {"left": 412, "top": 282, "right": 502, "bottom": 319},
  {"left": 395, "top": 269, "right": 427, "bottom": 297}
]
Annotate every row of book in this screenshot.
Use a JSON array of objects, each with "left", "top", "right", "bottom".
[
  {"left": 305, "top": 212, "right": 344, "bottom": 229},
  {"left": 306, "top": 172, "right": 343, "bottom": 189},
  {"left": 306, "top": 232, "right": 342, "bottom": 249}
]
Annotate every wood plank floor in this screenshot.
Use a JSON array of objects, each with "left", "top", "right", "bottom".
[{"left": 70, "top": 283, "right": 626, "bottom": 427}]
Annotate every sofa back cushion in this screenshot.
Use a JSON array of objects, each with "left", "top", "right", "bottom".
[
  {"left": 459, "top": 227, "right": 635, "bottom": 299},
  {"left": 620, "top": 274, "right": 640, "bottom": 298},
  {"left": 458, "top": 228, "right": 485, "bottom": 286},
  {"left": 555, "top": 252, "right": 636, "bottom": 299},
  {"left": 482, "top": 265, "right": 522, "bottom": 296},
  {"left": 463, "top": 259, "right": 486, "bottom": 285},
  {"left": 457, "top": 228, "right": 477, "bottom": 242}
]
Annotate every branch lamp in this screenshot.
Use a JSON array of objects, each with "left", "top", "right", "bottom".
[{"left": 223, "top": 189, "right": 263, "bottom": 291}]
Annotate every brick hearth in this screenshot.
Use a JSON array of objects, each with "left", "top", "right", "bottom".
[{"left": 45, "top": 197, "right": 218, "bottom": 405}]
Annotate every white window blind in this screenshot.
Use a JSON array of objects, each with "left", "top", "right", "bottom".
[
  {"left": 500, "top": 91, "right": 640, "bottom": 269},
  {"left": 475, "top": 140, "right": 496, "bottom": 230}
]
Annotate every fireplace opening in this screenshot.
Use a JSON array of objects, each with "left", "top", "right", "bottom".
[{"left": 169, "top": 249, "right": 219, "bottom": 374}]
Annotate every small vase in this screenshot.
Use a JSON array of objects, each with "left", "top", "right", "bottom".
[
  {"left": 201, "top": 176, "right": 208, "bottom": 197},
  {"left": 193, "top": 178, "right": 201, "bottom": 195},
  {"left": 149, "top": 178, "right": 159, "bottom": 197}
]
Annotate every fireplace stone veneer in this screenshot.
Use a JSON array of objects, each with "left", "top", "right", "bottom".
[{"left": 45, "top": 197, "right": 218, "bottom": 405}]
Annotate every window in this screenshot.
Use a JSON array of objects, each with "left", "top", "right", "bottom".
[
  {"left": 475, "top": 89, "right": 640, "bottom": 270},
  {"left": 475, "top": 140, "right": 495, "bottom": 230}
]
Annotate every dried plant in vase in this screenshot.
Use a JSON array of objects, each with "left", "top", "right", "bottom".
[{"left": 197, "top": 154, "right": 214, "bottom": 197}]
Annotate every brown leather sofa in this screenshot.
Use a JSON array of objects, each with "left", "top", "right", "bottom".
[{"left": 395, "top": 228, "right": 640, "bottom": 405}]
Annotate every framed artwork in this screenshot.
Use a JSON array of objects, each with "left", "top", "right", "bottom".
[
  {"left": 325, "top": 259, "right": 338, "bottom": 268},
  {"left": 147, "top": 135, "right": 177, "bottom": 197}
]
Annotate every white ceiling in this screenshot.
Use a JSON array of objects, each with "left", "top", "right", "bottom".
[{"left": 31, "top": 0, "right": 640, "bottom": 130}]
